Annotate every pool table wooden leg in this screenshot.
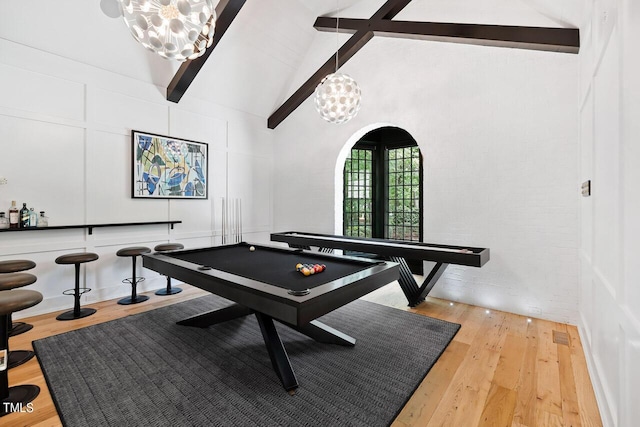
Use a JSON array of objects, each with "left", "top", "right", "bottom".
[
  {"left": 255, "top": 312, "right": 298, "bottom": 392},
  {"left": 176, "top": 303, "right": 253, "bottom": 327},
  {"left": 285, "top": 320, "right": 356, "bottom": 346},
  {"left": 389, "top": 256, "right": 422, "bottom": 306},
  {"left": 416, "top": 262, "right": 449, "bottom": 302},
  {"left": 390, "top": 257, "right": 450, "bottom": 307}
]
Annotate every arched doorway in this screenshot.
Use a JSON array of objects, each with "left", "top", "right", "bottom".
[{"left": 335, "top": 125, "right": 423, "bottom": 245}]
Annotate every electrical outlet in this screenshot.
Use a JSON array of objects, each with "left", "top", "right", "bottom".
[{"left": 0, "top": 177, "right": 7, "bottom": 185}]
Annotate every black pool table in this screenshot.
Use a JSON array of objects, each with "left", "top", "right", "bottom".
[
  {"left": 271, "top": 231, "right": 490, "bottom": 307},
  {"left": 142, "top": 242, "right": 398, "bottom": 392}
]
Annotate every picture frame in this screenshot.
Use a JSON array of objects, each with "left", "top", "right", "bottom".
[{"left": 132, "top": 130, "right": 208, "bottom": 199}]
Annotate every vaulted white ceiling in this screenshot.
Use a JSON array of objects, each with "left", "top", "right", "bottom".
[{"left": 0, "top": 0, "right": 585, "bottom": 119}]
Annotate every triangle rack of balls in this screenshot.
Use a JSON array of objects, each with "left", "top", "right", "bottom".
[{"left": 295, "top": 263, "right": 326, "bottom": 276}]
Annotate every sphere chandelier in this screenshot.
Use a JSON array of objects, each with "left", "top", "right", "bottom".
[
  {"left": 119, "top": 0, "right": 216, "bottom": 62},
  {"left": 314, "top": 73, "right": 362, "bottom": 124},
  {"left": 313, "top": 2, "right": 361, "bottom": 124}
]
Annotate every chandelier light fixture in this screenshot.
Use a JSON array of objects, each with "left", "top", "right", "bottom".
[
  {"left": 118, "top": 0, "right": 216, "bottom": 62},
  {"left": 313, "top": 2, "right": 362, "bottom": 124}
]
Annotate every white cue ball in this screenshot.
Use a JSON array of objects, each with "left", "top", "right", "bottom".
[{"left": 249, "top": 246, "right": 255, "bottom": 251}]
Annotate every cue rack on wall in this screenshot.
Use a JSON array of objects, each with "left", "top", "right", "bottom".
[{"left": 221, "top": 197, "right": 242, "bottom": 244}]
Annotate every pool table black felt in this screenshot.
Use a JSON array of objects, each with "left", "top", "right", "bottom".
[{"left": 167, "top": 244, "right": 374, "bottom": 293}]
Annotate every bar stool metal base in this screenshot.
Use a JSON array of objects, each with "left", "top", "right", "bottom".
[
  {"left": 155, "top": 287, "right": 182, "bottom": 296},
  {"left": 56, "top": 307, "right": 97, "bottom": 321},
  {"left": 9, "top": 322, "right": 32, "bottom": 337},
  {"left": 118, "top": 295, "right": 149, "bottom": 305},
  {"left": 0, "top": 385, "right": 40, "bottom": 417},
  {"left": 8, "top": 350, "right": 35, "bottom": 369}
]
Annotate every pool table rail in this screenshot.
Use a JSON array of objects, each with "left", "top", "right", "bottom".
[{"left": 142, "top": 242, "right": 399, "bottom": 326}]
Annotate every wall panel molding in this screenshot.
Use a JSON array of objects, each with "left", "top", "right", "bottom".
[{"left": 0, "top": 37, "right": 274, "bottom": 318}]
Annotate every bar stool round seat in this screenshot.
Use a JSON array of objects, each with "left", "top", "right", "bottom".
[
  {"left": 116, "top": 247, "right": 151, "bottom": 305},
  {"left": 0, "top": 289, "right": 43, "bottom": 415},
  {"left": 0, "top": 273, "right": 37, "bottom": 292},
  {"left": 117, "top": 247, "right": 151, "bottom": 257},
  {"left": 0, "top": 260, "right": 36, "bottom": 274},
  {"left": 154, "top": 243, "right": 185, "bottom": 252},
  {"left": 0, "top": 290, "right": 42, "bottom": 317},
  {"left": 153, "top": 243, "right": 184, "bottom": 296},
  {"left": 55, "top": 253, "right": 99, "bottom": 321}
]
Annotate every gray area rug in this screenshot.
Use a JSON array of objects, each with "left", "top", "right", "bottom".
[{"left": 33, "top": 295, "right": 459, "bottom": 427}]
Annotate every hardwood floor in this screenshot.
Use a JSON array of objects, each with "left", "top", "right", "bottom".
[
  {"left": 5, "top": 283, "right": 601, "bottom": 426},
  {"left": 362, "top": 284, "right": 602, "bottom": 427}
]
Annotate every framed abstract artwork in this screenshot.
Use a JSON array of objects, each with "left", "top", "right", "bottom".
[{"left": 132, "top": 130, "right": 208, "bottom": 199}]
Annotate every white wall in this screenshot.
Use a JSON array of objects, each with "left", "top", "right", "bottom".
[
  {"left": 273, "top": 35, "right": 580, "bottom": 323},
  {"left": 578, "top": 0, "right": 640, "bottom": 425},
  {"left": 0, "top": 39, "right": 273, "bottom": 318}
]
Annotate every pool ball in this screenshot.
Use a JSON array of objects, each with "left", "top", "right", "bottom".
[
  {"left": 296, "top": 263, "right": 303, "bottom": 271},
  {"left": 301, "top": 268, "right": 311, "bottom": 276},
  {"left": 249, "top": 246, "right": 255, "bottom": 251}
]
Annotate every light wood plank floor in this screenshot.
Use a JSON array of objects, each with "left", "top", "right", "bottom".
[{"left": 5, "top": 283, "right": 601, "bottom": 426}]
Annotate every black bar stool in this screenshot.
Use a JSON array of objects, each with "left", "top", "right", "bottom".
[
  {"left": 116, "top": 247, "right": 151, "bottom": 305},
  {"left": 0, "top": 289, "right": 42, "bottom": 417},
  {"left": 0, "top": 260, "right": 36, "bottom": 337},
  {"left": 153, "top": 243, "right": 184, "bottom": 296},
  {"left": 0, "top": 273, "right": 38, "bottom": 369},
  {"left": 55, "top": 253, "right": 99, "bottom": 321}
]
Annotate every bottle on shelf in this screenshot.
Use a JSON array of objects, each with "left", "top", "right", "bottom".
[
  {"left": 37, "top": 211, "right": 48, "bottom": 227},
  {"left": 9, "top": 201, "right": 18, "bottom": 229},
  {"left": 28, "top": 208, "right": 38, "bottom": 227},
  {"left": 19, "top": 203, "right": 29, "bottom": 228},
  {"left": 0, "top": 212, "right": 9, "bottom": 229}
]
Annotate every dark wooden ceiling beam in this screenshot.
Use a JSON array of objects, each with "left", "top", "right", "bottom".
[
  {"left": 315, "top": 17, "right": 580, "bottom": 53},
  {"left": 267, "top": 0, "right": 412, "bottom": 129},
  {"left": 267, "top": 30, "right": 373, "bottom": 129},
  {"left": 166, "top": 0, "right": 246, "bottom": 103}
]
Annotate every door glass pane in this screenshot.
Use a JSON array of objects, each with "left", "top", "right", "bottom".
[
  {"left": 344, "top": 148, "right": 374, "bottom": 238},
  {"left": 386, "top": 146, "right": 420, "bottom": 241}
]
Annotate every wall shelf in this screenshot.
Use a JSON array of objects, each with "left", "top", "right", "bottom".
[{"left": 0, "top": 221, "right": 181, "bottom": 235}]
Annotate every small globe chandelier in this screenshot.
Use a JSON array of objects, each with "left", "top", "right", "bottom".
[
  {"left": 314, "top": 2, "right": 362, "bottom": 124},
  {"left": 314, "top": 73, "right": 361, "bottom": 124},
  {"left": 119, "top": 0, "right": 216, "bottom": 62}
]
